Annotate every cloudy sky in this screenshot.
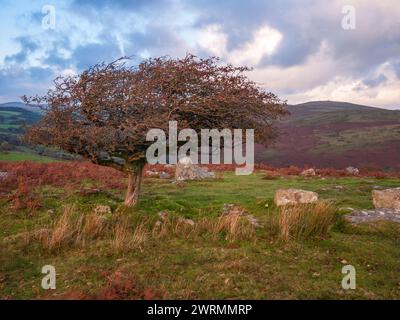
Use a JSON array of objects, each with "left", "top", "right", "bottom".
[{"left": 0, "top": 0, "right": 399, "bottom": 108}]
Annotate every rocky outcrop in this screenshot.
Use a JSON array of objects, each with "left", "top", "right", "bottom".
[
  {"left": 346, "top": 208, "right": 400, "bottom": 224},
  {"left": 346, "top": 166, "right": 359, "bottom": 175},
  {"left": 175, "top": 157, "right": 215, "bottom": 181},
  {"left": 372, "top": 188, "right": 400, "bottom": 209},
  {"left": 221, "top": 203, "right": 262, "bottom": 228},
  {"left": 300, "top": 168, "right": 316, "bottom": 177},
  {"left": 274, "top": 189, "right": 319, "bottom": 206}
]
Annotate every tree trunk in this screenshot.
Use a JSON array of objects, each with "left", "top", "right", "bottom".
[{"left": 124, "top": 164, "right": 144, "bottom": 207}]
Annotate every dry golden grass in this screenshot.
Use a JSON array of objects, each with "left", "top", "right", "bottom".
[
  {"left": 23, "top": 206, "right": 255, "bottom": 252},
  {"left": 151, "top": 214, "right": 255, "bottom": 242},
  {"left": 76, "top": 211, "right": 106, "bottom": 245},
  {"left": 43, "top": 205, "right": 77, "bottom": 250},
  {"left": 112, "top": 217, "right": 148, "bottom": 252},
  {"left": 200, "top": 214, "right": 255, "bottom": 242},
  {"left": 26, "top": 206, "right": 109, "bottom": 250},
  {"left": 278, "top": 201, "right": 337, "bottom": 242}
]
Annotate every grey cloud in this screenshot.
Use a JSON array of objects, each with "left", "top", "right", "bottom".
[
  {"left": 5, "top": 36, "right": 39, "bottom": 64},
  {"left": 363, "top": 74, "right": 388, "bottom": 88}
]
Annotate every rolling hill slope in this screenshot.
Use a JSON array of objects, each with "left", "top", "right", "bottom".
[
  {"left": 1, "top": 100, "right": 400, "bottom": 169},
  {"left": 0, "top": 103, "right": 42, "bottom": 148},
  {"left": 256, "top": 101, "right": 400, "bottom": 169}
]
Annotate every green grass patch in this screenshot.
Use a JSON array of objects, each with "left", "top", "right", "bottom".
[
  {"left": 0, "top": 151, "right": 58, "bottom": 162},
  {"left": 1, "top": 173, "right": 400, "bottom": 299}
]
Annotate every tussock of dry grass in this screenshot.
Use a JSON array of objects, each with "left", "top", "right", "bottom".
[
  {"left": 113, "top": 217, "right": 148, "bottom": 252},
  {"left": 24, "top": 206, "right": 254, "bottom": 253},
  {"left": 198, "top": 214, "right": 255, "bottom": 242},
  {"left": 151, "top": 214, "right": 255, "bottom": 242},
  {"left": 32, "top": 205, "right": 108, "bottom": 250},
  {"left": 76, "top": 211, "right": 106, "bottom": 245},
  {"left": 44, "top": 206, "right": 77, "bottom": 249},
  {"left": 278, "top": 201, "right": 337, "bottom": 242}
]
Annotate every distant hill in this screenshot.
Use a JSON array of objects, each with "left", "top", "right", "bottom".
[
  {"left": 0, "top": 102, "right": 76, "bottom": 160},
  {"left": 0, "top": 101, "right": 42, "bottom": 114},
  {"left": 256, "top": 101, "right": 400, "bottom": 169},
  {"left": 0, "top": 104, "right": 42, "bottom": 148},
  {"left": 1, "top": 100, "right": 400, "bottom": 169}
]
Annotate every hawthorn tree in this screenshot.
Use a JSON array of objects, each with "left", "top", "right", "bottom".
[{"left": 23, "top": 55, "right": 288, "bottom": 207}]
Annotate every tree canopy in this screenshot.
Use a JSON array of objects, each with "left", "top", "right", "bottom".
[{"left": 23, "top": 54, "right": 288, "bottom": 206}]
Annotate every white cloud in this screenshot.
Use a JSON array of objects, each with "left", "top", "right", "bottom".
[
  {"left": 229, "top": 26, "right": 282, "bottom": 66},
  {"left": 197, "top": 24, "right": 228, "bottom": 58},
  {"left": 196, "top": 24, "right": 282, "bottom": 66}
]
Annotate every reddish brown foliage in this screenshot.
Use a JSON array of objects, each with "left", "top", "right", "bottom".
[
  {"left": 0, "top": 161, "right": 125, "bottom": 195},
  {"left": 8, "top": 177, "right": 42, "bottom": 213},
  {"left": 41, "top": 271, "right": 167, "bottom": 300},
  {"left": 1, "top": 161, "right": 399, "bottom": 200}
]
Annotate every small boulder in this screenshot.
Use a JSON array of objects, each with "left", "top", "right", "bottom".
[
  {"left": 175, "top": 156, "right": 214, "bottom": 181},
  {"left": 221, "top": 204, "right": 262, "bottom": 228},
  {"left": 0, "top": 171, "right": 8, "bottom": 179},
  {"left": 159, "top": 171, "right": 171, "bottom": 179},
  {"left": 346, "top": 166, "right": 359, "bottom": 175},
  {"left": 222, "top": 203, "right": 247, "bottom": 216},
  {"left": 274, "top": 189, "right": 319, "bottom": 207},
  {"left": 300, "top": 168, "right": 316, "bottom": 177},
  {"left": 146, "top": 170, "right": 159, "bottom": 177},
  {"left": 93, "top": 205, "right": 112, "bottom": 215},
  {"left": 372, "top": 188, "right": 400, "bottom": 209}
]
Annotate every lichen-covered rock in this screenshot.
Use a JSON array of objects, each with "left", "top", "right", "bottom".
[
  {"left": 300, "top": 168, "right": 316, "bottom": 177},
  {"left": 93, "top": 205, "right": 112, "bottom": 215},
  {"left": 346, "top": 166, "right": 359, "bottom": 175},
  {"left": 159, "top": 172, "right": 171, "bottom": 179},
  {"left": 0, "top": 171, "right": 8, "bottom": 179},
  {"left": 372, "top": 188, "right": 400, "bottom": 209},
  {"left": 175, "top": 156, "right": 214, "bottom": 181},
  {"left": 274, "top": 189, "right": 319, "bottom": 206},
  {"left": 346, "top": 208, "right": 400, "bottom": 224}
]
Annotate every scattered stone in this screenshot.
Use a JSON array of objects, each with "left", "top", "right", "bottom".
[
  {"left": 175, "top": 156, "right": 215, "bottom": 181},
  {"left": 300, "top": 168, "right": 316, "bottom": 177},
  {"left": 0, "top": 171, "right": 8, "bottom": 179},
  {"left": 335, "top": 185, "right": 344, "bottom": 190},
  {"left": 222, "top": 203, "right": 247, "bottom": 216},
  {"left": 346, "top": 166, "right": 359, "bottom": 175},
  {"left": 221, "top": 204, "right": 262, "bottom": 228},
  {"left": 47, "top": 209, "right": 55, "bottom": 216},
  {"left": 158, "top": 211, "right": 169, "bottom": 220},
  {"left": 346, "top": 208, "right": 400, "bottom": 224},
  {"left": 372, "top": 188, "right": 400, "bottom": 209},
  {"left": 159, "top": 171, "right": 171, "bottom": 179},
  {"left": 93, "top": 205, "right": 112, "bottom": 215},
  {"left": 146, "top": 170, "right": 159, "bottom": 177},
  {"left": 245, "top": 214, "right": 263, "bottom": 228},
  {"left": 274, "top": 189, "right": 319, "bottom": 206}
]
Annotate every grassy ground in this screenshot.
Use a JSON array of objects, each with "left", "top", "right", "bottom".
[
  {"left": 0, "top": 151, "right": 57, "bottom": 163},
  {"left": 1, "top": 172, "right": 400, "bottom": 299}
]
